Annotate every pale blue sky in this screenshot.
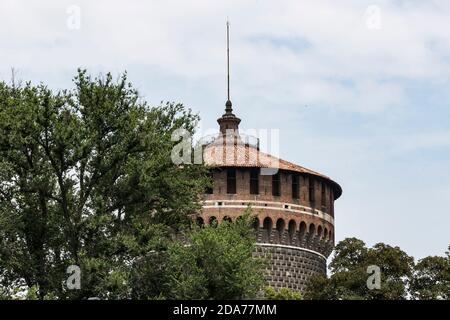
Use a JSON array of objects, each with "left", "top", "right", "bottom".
[{"left": 1, "top": 0, "right": 449, "bottom": 259}]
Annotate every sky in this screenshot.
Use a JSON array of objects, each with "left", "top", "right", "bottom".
[{"left": 1, "top": 0, "right": 449, "bottom": 259}]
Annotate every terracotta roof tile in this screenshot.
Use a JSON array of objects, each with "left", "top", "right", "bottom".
[{"left": 203, "top": 139, "right": 342, "bottom": 198}]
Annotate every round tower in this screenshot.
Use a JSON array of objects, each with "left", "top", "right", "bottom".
[
  {"left": 199, "top": 101, "right": 342, "bottom": 292},
  {"left": 197, "top": 22, "right": 342, "bottom": 292}
]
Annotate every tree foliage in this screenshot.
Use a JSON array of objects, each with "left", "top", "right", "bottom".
[
  {"left": 0, "top": 70, "right": 264, "bottom": 299},
  {"left": 410, "top": 246, "right": 450, "bottom": 300},
  {"left": 130, "top": 210, "right": 265, "bottom": 300},
  {"left": 304, "top": 238, "right": 449, "bottom": 300},
  {"left": 264, "top": 287, "right": 302, "bottom": 300}
]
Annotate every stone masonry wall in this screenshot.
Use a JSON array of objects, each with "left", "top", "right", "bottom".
[{"left": 254, "top": 244, "right": 327, "bottom": 292}]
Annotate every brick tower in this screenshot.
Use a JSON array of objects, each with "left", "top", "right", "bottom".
[{"left": 197, "top": 22, "right": 342, "bottom": 292}]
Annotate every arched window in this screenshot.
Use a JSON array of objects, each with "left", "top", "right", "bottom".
[
  {"left": 309, "top": 223, "right": 315, "bottom": 236},
  {"left": 288, "top": 220, "right": 296, "bottom": 244},
  {"left": 223, "top": 216, "right": 232, "bottom": 223},
  {"left": 196, "top": 217, "right": 204, "bottom": 227},
  {"left": 209, "top": 216, "right": 218, "bottom": 227},
  {"left": 299, "top": 221, "right": 307, "bottom": 234},
  {"left": 263, "top": 217, "right": 273, "bottom": 230},
  {"left": 276, "top": 218, "right": 285, "bottom": 232},
  {"left": 251, "top": 217, "right": 259, "bottom": 230},
  {"left": 324, "top": 227, "right": 328, "bottom": 240},
  {"left": 276, "top": 218, "right": 285, "bottom": 243},
  {"left": 263, "top": 217, "right": 272, "bottom": 242},
  {"left": 317, "top": 225, "right": 323, "bottom": 238},
  {"left": 288, "top": 220, "right": 296, "bottom": 236}
]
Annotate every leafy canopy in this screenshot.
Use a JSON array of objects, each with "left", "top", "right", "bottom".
[
  {"left": 0, "top": 70, "right": 210, "bottom": 299},
  {"left": 304, "top": 238, "right": 449, "bottom": 300},
  {"left": 131, "top": 209, "right": 265, "bottom": 300}
]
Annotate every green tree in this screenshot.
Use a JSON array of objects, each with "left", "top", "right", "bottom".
[
  {"left": 264, "top": 287, "right": 302, "bottom": 300},
  {"left": 131, "top": 210, "right": 265, "bottom": 300},
  {"left": 0, "top": 70, "right": 209, "bottom": 299},
  {"left": 304, "top": 238, "right": 414, "bottom": 300},
  {"left": 410, "top": 246, "right": 450, "bottom": 300}
]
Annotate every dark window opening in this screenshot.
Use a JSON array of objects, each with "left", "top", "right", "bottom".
[
  {"left": 263, "top": 217, "right": 273, "bottom": 240},
  {"left": 272, "top": 172, "right": 281, "bottom": 196},
  {"left": 309, "top": 178, "right": 315, "bottom": 203},
  {"left": 299, "top": 222, "right": 307, "bottom": 234},
  {"left": 263, "top": 217, "right": 273, "bottom": 230},
  {"left": 292, "top": 174, "right": 299, "bottom": 199},
  {"left": 196, "top": 217, "right": 204, "bottom": 227},
  {"left": 209, "top": 216, "right": 218, "bottom": 227},
  {"left": 321, "top": 183, "right": 326, "bottom": 206},
  {"left": 276, "top": 219, "right": 285, "bottom": 233},
  {"left": 329, "top": 190, "right": 334, "bottom": 216},
  {"left": 223, "top": 216, "right": 232, "bottom": 223},
  {"left": 288, "top": 220, "right": 296, "bottom": 238},
  {"left": 252, "top": 217, "right": 259, "bottom": 230},
  {"left": 309, "top": 223, "right": 315, "bottom": 235},
  {"left": 227, "top": 168, "right": 236, "bottom": 194},
  {"left": 250, "top": 168, "right": 259, "bottom": 194},
  {"left": 205, "top": 172, "right": 213, "bottom": 194}
]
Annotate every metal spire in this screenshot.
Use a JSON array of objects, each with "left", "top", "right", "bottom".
[
  {"left": 225, "top": 20, "right": 232, "bottom": 112},
  {"left": 217, "top": 19, "right": 241, "bottom": 134}
]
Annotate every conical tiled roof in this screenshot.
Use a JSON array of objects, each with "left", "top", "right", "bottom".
[{"left": 202, "top": 137, "right": 342, "bottom": 199}]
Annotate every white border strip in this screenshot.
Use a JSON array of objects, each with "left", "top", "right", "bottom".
[
  {"left": 256, "top": 243, "right": 327, "bottom": 260},
  {"left": 202, "top": 200, "right": 334, "bottom": 224}
]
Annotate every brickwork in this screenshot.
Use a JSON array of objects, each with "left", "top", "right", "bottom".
[
  {"left": 199, "top": 167, "right": 339, "bottom": 293},
  {"left": 206, "top": 169, "right": 335, "bottom": 217},
  {"left": 254, "top": 245, "right": 327, "bottom": 292}
]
